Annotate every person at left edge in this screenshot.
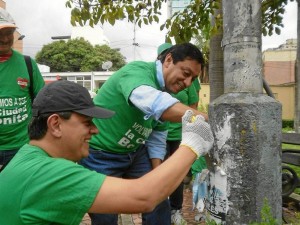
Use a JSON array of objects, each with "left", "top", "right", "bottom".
[{"left": 0, "top": 8, "right": 45, "bottom": 167}]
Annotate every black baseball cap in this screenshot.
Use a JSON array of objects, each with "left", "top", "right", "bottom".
[{"left": 32, "top": 80, "right": 115, "bottom": 119}]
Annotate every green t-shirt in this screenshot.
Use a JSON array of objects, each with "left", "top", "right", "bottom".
[
  {"left": 0, "top": 50, "right": 45, "bottom": 150},
  {"left": 167, "top": 81, "right": 199, "bottom": 140},
  {"left": 90, "top": 61, "right": 162, "bottom": 153},
  {"left": 191, "top": 156, "right": 207, "bottom": 175},
  {"left": 0, "top": 144, "right": 106, "bottom": 225},
  {"left": 193, "top": 77, "right": 201, "bottom": 93}
]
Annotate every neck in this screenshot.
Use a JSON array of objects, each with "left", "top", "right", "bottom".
[
  {"left": 0, "top": 50, "right": 12, "bottom": 62},
  {"left": 29, "top": 140, "right": 56, "bottom": 158}
]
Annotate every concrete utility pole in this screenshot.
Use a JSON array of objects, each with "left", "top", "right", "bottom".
[{"left": 207, "top": 0, "right": 282, "bottom": 224}]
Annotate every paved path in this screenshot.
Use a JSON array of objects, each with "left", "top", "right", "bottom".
[{"left": 80, "top": 186, "right": 205, "bottom": 225}]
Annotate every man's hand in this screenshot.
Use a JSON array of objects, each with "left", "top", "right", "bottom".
[
  {"left": 180, "top": 110, "right": 214, "bottom": 158},
  {"left": 195, "top": 111, "right": 208, "bottom": 122}
]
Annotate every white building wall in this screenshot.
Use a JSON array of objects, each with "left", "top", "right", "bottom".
[
  {"left": 38, "top": 64, "right": 50, "bottom": 73},
  {"left": 42, "top": 71, "right": 113, "bottom": 92},
  {"left": 71, "top": 26, "right": 110, "bottom": 46}
]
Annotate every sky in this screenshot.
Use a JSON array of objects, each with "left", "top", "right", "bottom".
[{"left": 6, "top": 0, "right": 298, "bottom": 63}]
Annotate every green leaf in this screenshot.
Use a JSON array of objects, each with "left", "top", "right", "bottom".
[
  {"left": 108, "top": 16, "right": 115, "bottom": 25},
  {"left": 143, "top": 17, "right": 149, "bottom": 25},
  {"left": 100, "top": 14, "right": 105, "bottom": 24},
  {"left": 275, "top": 27, "right": 281, "bottom": 35},
  {"left": 118, "top": 8, "right": 125, "bottom": 18},
  {"left": 65, "top": 1, "right": 71, "bottom": 8},
  {"left": 128, "top": 14, "right": 134, "bottom": 22},
  {"left": 70, "top": 16, "right": 76, "bottom": 26},
  {"left": 262, "top": 28, "right": 267, "bottom": 36},
  {"left": 89, "top": 20, "right": 94, "bottom": 27}
]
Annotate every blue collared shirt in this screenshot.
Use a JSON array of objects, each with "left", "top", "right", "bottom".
[
  {"left": 129, "top": 60, "right": 179, "bottom": 121},
  {"left": 129, "top": 60, "right": 179, "bottom": 160}
]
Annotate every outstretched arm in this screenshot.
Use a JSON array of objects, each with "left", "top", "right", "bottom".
[
  {"left": 161, "top": 102, "right": 208, "bottom": 122},
  {"left": 89, "top": 145, "right": 195, "bottom": 214},
  {"left": 89, "top": 110, "right": 213, "bottom": 214}
]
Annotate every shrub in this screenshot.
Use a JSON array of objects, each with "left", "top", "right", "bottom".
[{"left": 282, "top": 120, "right": 294, "bottom": 129}]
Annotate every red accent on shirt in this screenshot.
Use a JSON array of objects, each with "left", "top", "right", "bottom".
[{"left": 0, "top": 53, "right": 13, "bottom": 62}]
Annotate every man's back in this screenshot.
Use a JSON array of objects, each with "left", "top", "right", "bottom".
[
  {"left": 0, "top": 144, "right": 105, "bottom": 225},
  {"left": 90, "top": 61, "right": 159, "bottom": 153}
]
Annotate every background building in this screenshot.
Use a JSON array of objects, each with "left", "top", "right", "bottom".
[
  {"left": 71, "top": 26, "right": 110, "bottom": 46},
  {"left": 199, "top": 39, "right": 297, "bottom": 120},
  {"left": 41, "top": 71, "right": 113, "bottom": 93},
  {"left": 263, "top": 39, "right": 296, "bottom": 85},
  {"left": 263, "top": 39, "right": 297, "bottom": 120}
]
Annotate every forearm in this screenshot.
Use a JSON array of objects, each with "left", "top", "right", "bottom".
[
  {"left": 90, "top": 146, "right": 197, "bottom": 214},
  {"left": 151, "top": 158, "right": 162, "bottom": 169},
  {"left": 120, "top": 146, "right": 196, "bottom": 211},
  {"left": 189, "top": 102, "right": 198, "bottom": 110},
  {"left": 161, "top": 102, "right": 208, "bottom": 122},
  {"left": 140, "top": 146, "right": 196, "bottom": 205}
]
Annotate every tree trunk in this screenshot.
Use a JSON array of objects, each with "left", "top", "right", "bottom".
[{"left": 209, "top": 0, "right": 224, "bottom": 102}]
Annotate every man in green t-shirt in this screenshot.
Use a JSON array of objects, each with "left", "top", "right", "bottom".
[
  {"left": 0, "top": 80, "right": 214, "bottom": 225},
  {"left": 0, "top": 8, "right": 45, "bottom": 167},
  {"left": 80, "top": 43, "right": 208, "bottom": 225}
]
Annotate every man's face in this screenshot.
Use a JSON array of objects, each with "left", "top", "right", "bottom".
[
  {"left": 163, "top": 54, "right": 202, "bottom": 94},
  {"left": 0, "top": 27, "right": 15, "bottom": 55},
  {"left": 59, "top": 113, "right": 98, "bottom": 162}
]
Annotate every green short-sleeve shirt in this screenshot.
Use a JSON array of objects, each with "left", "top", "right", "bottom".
[
  {"left": 167, "top": 83, "right": 199, "bottom": 140},
  {"left": 0, "top": 144, "right": 106, "bottom": 225},
  {"left": 0, "top": 50, "right": 45, "bottom": 150},
  {"left": 90, "top": 61, "right": 162, "bottom": 153}
]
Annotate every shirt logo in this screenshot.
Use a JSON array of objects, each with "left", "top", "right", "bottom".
[{"left": 17, "top": 77, "right": 29, "bottom": 88}]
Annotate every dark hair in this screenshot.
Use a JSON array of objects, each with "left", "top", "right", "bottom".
[
  {"left": 28, "top": 112, "right": 72, "bottom": 140},
  {"left": 157, "top": 49, "right": 169, "bottom": 60},
  {"left": 159, "top": 43, "right": 204, "bottom": 69}
]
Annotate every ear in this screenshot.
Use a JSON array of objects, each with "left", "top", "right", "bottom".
[
  {"left": 47, "top": 114, "right": 62, "bottom": 138},
  {"left": 163, "top": 53, "right": 173, "bottom": 68}
]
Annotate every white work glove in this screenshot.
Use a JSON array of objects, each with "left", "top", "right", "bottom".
[{"left": 180, "top": 110, "right": 214, "bottom": 158}]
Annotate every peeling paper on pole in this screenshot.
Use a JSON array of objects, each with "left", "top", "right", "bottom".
[
  {"left": 206, "top": 166, "right": 228, "bottom": 224},
  {"left": 205, "top": 112, "right": 234, "bottom": 224},
  {"left": 212, "top": 112, "right": 234, "bottom": 163}
]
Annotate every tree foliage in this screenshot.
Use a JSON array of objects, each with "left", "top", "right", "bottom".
[
  {"left": 35, "top": 38, "right": 126, "bottom": 72},
  {"left": 65, "top": 0, "right": 295, "bottom": 44}
]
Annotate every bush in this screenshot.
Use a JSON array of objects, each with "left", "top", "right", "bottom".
[
  {"left": 282, "top": 120, "right": 294, "bottom": 129},
  {"left": 197, "top": 102, "right": 208, "bottom": 114}
]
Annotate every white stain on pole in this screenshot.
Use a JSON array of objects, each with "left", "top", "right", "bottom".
[{"left": 215, "top": 113, "right": 234, "bottom": 149}]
